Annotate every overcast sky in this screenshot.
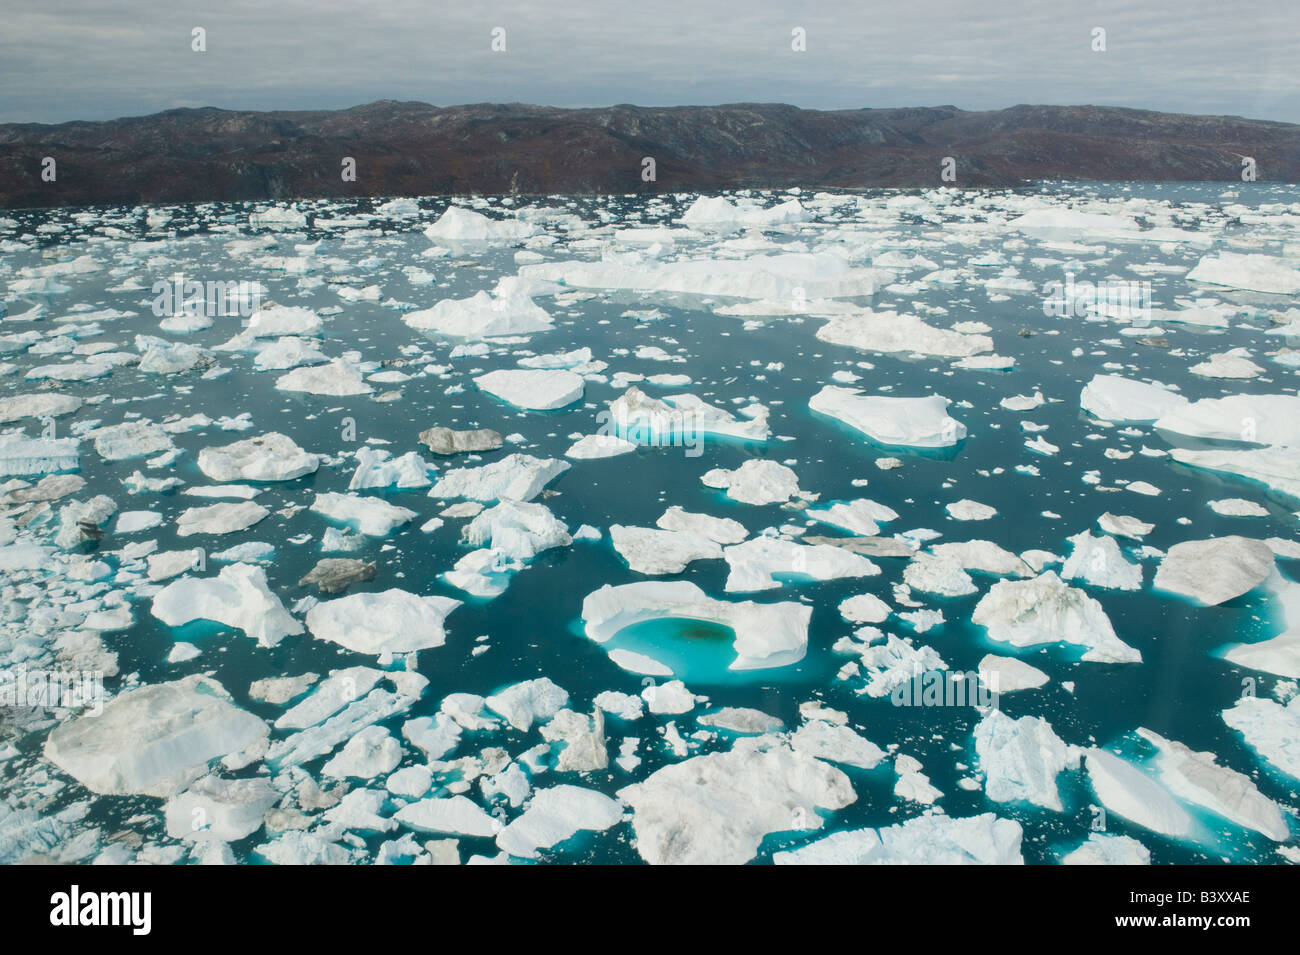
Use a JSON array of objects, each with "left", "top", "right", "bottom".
[{"left": 2, "top": 0, "right": 1297, "bottom": 125}]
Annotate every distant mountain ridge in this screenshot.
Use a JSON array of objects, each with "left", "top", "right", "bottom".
[{"left": 1, "top": 100, "right": 1296, "bottom": 209}]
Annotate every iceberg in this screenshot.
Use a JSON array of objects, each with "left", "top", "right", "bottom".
[
  {"left": 972, "top": 571, "right": 1141, "bottom": 663},
  {"left": 429, "top": 453, "right": 568, "bottom": 503},
  {"left": 305, "top": 589, "right": 461, "bottom": 655},
  {"left": 810, "top": 386, "right": 966, "bottom": 448},
  {"left": 616, "top": 738, "right": 855, "bottom": 865},
  {"left": 197, "top": 432, "right": 319, "bottom": 482},
  {"left": 1152, "top": 536, "right": 1274, "bottom": 605},
  {"left": 475, "top": 368, "right": 584, "bottom": 410},
  {"left": 43, "top": 675, "right": 268, "bottom": 798},
  {"left": 151, "top": 562, "right": 303, "bottom": 648},
  {"left": 581, "top": 580, "right": 811, "bottom": 671}
]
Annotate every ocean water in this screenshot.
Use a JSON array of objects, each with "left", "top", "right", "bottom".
[{"left": 2, "top": 182, "right": 1299, "bottom": 865}]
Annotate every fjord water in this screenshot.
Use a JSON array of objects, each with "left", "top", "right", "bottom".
[{"left": 3, "top": 181, "right": 1298, "bottom": 864}]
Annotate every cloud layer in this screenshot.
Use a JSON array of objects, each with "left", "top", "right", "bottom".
[{"left": 3, "top": 1, "right": 1296, "bottom": 124}]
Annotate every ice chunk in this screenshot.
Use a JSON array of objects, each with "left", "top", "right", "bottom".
[
  {"left": 810, "top": 386, "right": 965, "bottom": 448},
  {"left": 496, "top": 785, "right": 623, "bottom": 859},
  {"left": 1153, "top": 536, "right": 1273, "bottom": 605},
  {"left": 700, "top": 459, "right": 802, "bottom": 505},
  {"left": 1079, "top": 374, "right": 1187, "bottom": 422},
  {"left": 197, "top": 432, "right": 319, "bottom": 482},
  {"left": 972, "top": 571, "right": 1141, "bottom": 663},
  {"left": 43, "top": 675, "right": 268, "bottom": 797},
  {"left": 974, "top": 710, "right": 1071, "bottom": 810},
  {"left": 428, "top": 453, "right": 569, "bottom": 502},
  {"left": 311, "top": 492, "right": 416, "bottom": 536},
  {"left": 616, "top": 738, "right": 855, "bottom": 865},
  {"left": 305, "top": 589, "right": 461, "bottom": 655},
  {"left": 582, "top": 579, "right": 811, "bottom": 671},
  {"left": 475, "top": 368, "right": 584, "bottom": 410},
  {"left": 151, "top": 563, "right": 303, "bottom": 648},
  {"left": 1084, "top": 748, "right": 1194, "bottom": 838}
]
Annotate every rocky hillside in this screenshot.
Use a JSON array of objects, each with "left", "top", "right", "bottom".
[{"left": 2, "top": 100, "right": 1296, "bottom": 208}]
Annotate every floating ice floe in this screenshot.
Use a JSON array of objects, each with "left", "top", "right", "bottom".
[
  {"left": 521, "top": 251, "right": 882, "bottom": 300},
  {"left": 1189, "top": 348, "right": 1264, "bottom": 379},
  {"left": 43, "top": 675, "right": 268, "bottom": 798},
  {"left": 1169, "top": 446, "right": 1300, "bottom": 500},
  {"left": 701, "top": 459, "right": 803, "bottom": 505},
  {"left": 423, "top": 206, "right": 537, "bottom": 244},
  {"left": 977, "top": 654, "right": 1049, "bottom": 692},
  {"left": 1083, "top": 747, "right": 1194, "bottom": 839},
  {"left": 972, "top": 571, "right": 1141, "bottom": 663},
  {"left": 1152, "top": 536, "right": 1274, "bottom": 605},
  {"left": 197, "top": 432, "right": 319, "bottom": 482},
  {"left": 806, "top": 499, "right": 898, "bottom": 536},
  {"left": 810, "top": 386, "right": 966, "bottom": 449},
  {"left": 311, "top": 492, "right": 417, "bottom": 536},
  {"left": 347, "top": 447, "right": 434, "bottom": 490},
  {"left": 722, "top": 536, "right": 880, "bottom": 592},
  {"left": 0, "top": 436, "right": 79, "bottom": 476},
  {"left": 1222, "top": 695, "right": 1300, "bottom": 782},
  {"left": 475, "top": 368, "right": 584, "bottom": 410},
  {"left": 404, "top": 287, "right": 554, "bottom": 339},
  {"left": 428, "top": 453, "right": 569, "bottom": 502},
  {"left": 774, "top": 812, "right": 1024, "bottom": 865},
  {"left": 305, "top": 589, "right": 461, "bottom": 655},
  {"left": 605, "top": 386, "right": 769, "bottom": 444},
  {"left": 581, "top": 580, "right": 811, "bottom": 671},
  {"left": 496, "top": 785, "right": 624, "bottom": 859},
  {"left": 1060, "top": 833, "right": 1151, "bottom": 865},
  {"left": 276, "top": 359, "right": 373, "bottom": 396},
  {"left": 609, "top": 525, "right": 723, "bottom": 575},
  {"left": 151, "top": 562, "right": 303, "bottom": 648},
  {"left": 678, "top": 195, "right": 809, "bottom": 231},
  {"left": 1079, "top": 374, "right": 1187, "bottom": 422},
  {"left": 565, "top": 434, "right": 637, "bottom": 459},
  {"left": 616, "top": 737, "right": 855, "bottom": 865},
  {"left": 1186, "top": 252, "right": 1300, "bottom": 295},
  {"left": 1060, "top": 531, "right": 1143, "bottom": 590},
  {"left": 1137, "top": 727, "right": 1288, "bottom": 840},
  {"left": 176, "top": 500, "right": 270, "bottom": 536},
  {"left": 974, "top": 710, "right": 1074, "bottom": 811},
  {"left": 815, "top": 310, "right": 993, "bottom": 358}
]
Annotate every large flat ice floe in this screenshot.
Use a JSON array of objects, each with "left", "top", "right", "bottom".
[
  {"left": 1152, "top": 536, "right": 1274, "bottom": 605},
  {"left": 44, "top": 675, "right": 268, "bottom": 797},
  {"left": 1222, "top": 695, "right": 1300, "bottom": 782},
  {"left": 616, "top": 738, "right": 856, "bottom": 864},
  {"left": 774, "top": 812, "right": 1024, "bottom": 865},
  {"left": 521, "top": 251, "right": 883, "bottom": 300},
  {"left": 810, "top": 386, "right": 966, "bottom": 448},
  {"left": 1186, "top": 252, "right": 1300, "bottom": 295},
  {"left": 305, "top": 589, "right": 461, "bottom": 655},
  {"left": 197, "top": 432, "right": 319, "bottom": 482},
  {"left": 475, "top": 368, "right": 584, "bottom": 410},
  {"left": 1079, "top": 374, "right": 1187, "bottom": 422},
  {"left": 581, "top": 580, "right": 811, "bottom": 670},
  {"left": 815, "top": 310, "right": 993, "bottom": 359},
  {"left": 1137, "top": 728, "right": 1288, "bottom": 840}
]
